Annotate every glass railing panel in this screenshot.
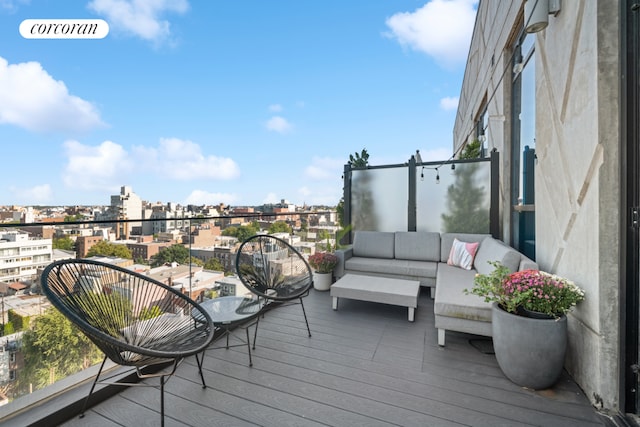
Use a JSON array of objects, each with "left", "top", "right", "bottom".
[
  {"left": 351, "top": 167, "right": 408, "bottom": 232},
  {"left": 417, "top": 160, "right": 491, "bottom": 233}
]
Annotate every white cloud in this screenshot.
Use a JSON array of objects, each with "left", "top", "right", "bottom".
[
  {"left": 263, "top": 192, "right": 279, "bottom": 204},
  {"left": 265, "top": 116, "right": 293, "bottom": 133},
  {"left": 268, "top": 104, "right": 282, "bottom": 112},
  {"left": 62, "top": 140, "right": 133, "bottom": 191},
  {"left": 88, "top": 0, "right": 188, "bottom": 43},
  {"left": 304, "top": 157, "right": 344, "bottom": 180},
  {"left": 385, "top": 0, "right": 477, "bottom": 68},
  {"left": 440, "top": 96, "right": 459, "bottom": 111},
  {"left": 62, "top": 138, "right": 240, "bottom": 192},
  {"left": 0, "top": 0, "right": 29, "bottom": 13},
  {"left": 184, "top": 190, "right": 238, "bottom": 205},
  {"left": 134, "top": 137, "right": 240, "bottom": 180},
  {"left": 9, "top": 184, "right": 53, "bottom": 204},
  {"left": 0, "top": 57, "right": 104, "bottom": 133}
]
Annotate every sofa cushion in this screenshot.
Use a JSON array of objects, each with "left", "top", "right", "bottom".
[
  {"left": 353, "top": 231, "right": 395, "bottom": 259},
  {"left": 394, "top": 231, "right": 440, "bottom": 262},
  {"left": 474, "top": 237, "right": 521, "bottom": 275},
  {"left": 447, "top": 238, "right": 479, "bottom": 270},
  {"left": 435, "top": 264, "right": 493, "bottom": 322},
  {"left": 345, "top": 257, "right": 437, "bottom": 279},
  {"left": 440, "top": 233, "right": 489, "bottom": 263}
]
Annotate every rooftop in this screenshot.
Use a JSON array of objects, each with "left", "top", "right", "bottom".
[{"left": 9, "top": 289, "right": 608, "bottom": 427}]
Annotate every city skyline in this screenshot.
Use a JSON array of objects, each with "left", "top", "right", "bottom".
[{"left": 0, "top": 0, "right": 477, "bottom": 207}]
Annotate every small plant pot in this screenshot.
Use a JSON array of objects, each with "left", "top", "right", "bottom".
[{"left": 313, "top": 272, "right": 333, "bottom": 291}]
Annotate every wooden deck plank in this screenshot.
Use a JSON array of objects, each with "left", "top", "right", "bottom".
[{"left": 56, "top": 289, "right": 606, "bottom": 427}]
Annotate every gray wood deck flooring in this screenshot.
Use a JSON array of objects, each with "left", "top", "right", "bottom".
[{"left": 61, "top": 289, "right": 607, "bottom": 427}]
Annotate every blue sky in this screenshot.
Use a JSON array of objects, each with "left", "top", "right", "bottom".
[{"left": 0, "top": 0, "right": 477, "bottom": 207}]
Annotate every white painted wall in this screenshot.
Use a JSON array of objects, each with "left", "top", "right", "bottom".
[{"left": 454, "top": 0, "right": 622, "bottom": 411}]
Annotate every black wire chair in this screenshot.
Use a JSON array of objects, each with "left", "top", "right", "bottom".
[
  {"left": 235, "top": 235, "right": 313, "bottom": 348},
  {"left": 40, "top": 259, "right": 215, "bottom": 427}
]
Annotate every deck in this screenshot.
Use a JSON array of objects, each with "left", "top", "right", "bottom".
[{"left": 56, "top": 288, "right": 606, "bottom": 427}]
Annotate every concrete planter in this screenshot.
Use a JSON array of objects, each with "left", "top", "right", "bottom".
[
  {"left": 313, "top": 272, "right": 333, "bottom": 291},
  {"left": 491, "top": 302, "right": 567, "bottom": 389}
]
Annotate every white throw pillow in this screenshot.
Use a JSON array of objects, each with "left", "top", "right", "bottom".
[{"left": 447, "top": 238, "right": 480, "bottom": 270}]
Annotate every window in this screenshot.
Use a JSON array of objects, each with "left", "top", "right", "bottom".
[{"left": 511, "top": 29, "right": 536, "bottom": 260}]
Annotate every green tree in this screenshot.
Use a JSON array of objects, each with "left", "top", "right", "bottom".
[
  {"left": 349, "top": 148, "right": 370, "bottom": 167},
  {"left": 64, "top": 214, "right": 84, "bottom": 222},
  {"left": 138, "top": 306, "right": 162, "bottom": 320},
  {"left": 19, "top": 308, "right": 101, "bottom": 394},
  {"left": 222, "top": 223, "right": 260, "bottom": 243},
  {"left": 86, "top": 240, "right": 132, "bottom": 259},
  {"left": 3, "top": 322, "right": 14, "bottom": 335},
  {"left": 441, "top": 163, "right": 490, "bottom": 233},
  {"left": 336, "top": 197, "right": 345, "bottom": 228},
  {"left": 8, "top": 309, "right": 28, "bottom": 331},
  {"left": 461, "top": 139, "right": 481, "bottom": 159},
  {"left": 204, "top": 257, "right": 224, "bottom": 271},
  {"left": 268, "top": 221, "right": 291, "bottom": 234},
  {"left": 150, "top": 244, "right": 203, "bottom": 267},
  {"left": 316, "top": 229, "right": 330, "bottom": 241},
  {"left": 349, "top": 148, "right": 377, "bottom": 230},
  {"left": 53, "top": 236, "right": 74, "bottom": 251}
]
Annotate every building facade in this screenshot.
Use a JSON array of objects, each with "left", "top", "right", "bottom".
[
  {"left": 454, "top": 0, "right": 636, "bottom": 417},
  {"left": 0, "top": 230, "right": 52, "bottom": 284}
]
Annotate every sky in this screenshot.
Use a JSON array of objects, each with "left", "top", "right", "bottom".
[{"left": 0, "top": 0, "right": 478, "bottom": 207}]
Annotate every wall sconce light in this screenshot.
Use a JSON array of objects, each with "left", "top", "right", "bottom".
[{"left": 525, "top": 0, "right": 561, "bottom": 34}]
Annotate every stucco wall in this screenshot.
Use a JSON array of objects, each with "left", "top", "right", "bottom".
[
  {"left": 535, "top": 0, "right": 620, "bottom": 410},
  {"left": 454, "top": 0, "right": 622, "bottom": 412}
]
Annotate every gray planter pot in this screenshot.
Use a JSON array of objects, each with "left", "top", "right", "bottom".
[{"left": 491, "top": 302, "right": 567, "bottom": 389}]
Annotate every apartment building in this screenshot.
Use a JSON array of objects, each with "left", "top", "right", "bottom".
[{"left": 0, "top": 230, "right": 52, "bottom": 284}]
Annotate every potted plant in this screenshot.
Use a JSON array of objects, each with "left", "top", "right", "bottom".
[
  {"left": 465, "top": 261, "right": 585, "bottom": 389},
  {"left": 308, "top": 252, "right": 339, "bottom": 291}
]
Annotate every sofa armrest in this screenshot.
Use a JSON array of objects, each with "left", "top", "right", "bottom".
[
  {"left": 519, "top": 258, "right": 539, "bottom": 271},
  {"left": 334, "top": 247, "right": 353, "bottom": 279}
]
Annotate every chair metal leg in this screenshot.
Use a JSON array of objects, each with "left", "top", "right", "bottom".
[
  {"left": 299, "top": 298, "right": 311, "bottom": 337},
  {"left": 80, "top": 356, "right": 107, "bottom": 418},
  {"left": 252, "top": 316, "right": 260, "bottom": 350},
  {"left": 160, "top": 375, "right": 166, "bottom": 427},
  {"left": 194, "top": 351, "right": 207, "bottom": 388},
  {"left": 245, "top": 327, "right": 253, "bottom": 367}
]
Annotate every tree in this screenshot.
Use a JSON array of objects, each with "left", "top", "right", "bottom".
[
  {"left": 64, "top": 214, "right": 84, "bottom": 222},
  {"left": 204, "top": 257, "right": 224, "bottom": 271},
  {"left": 349, "top": 148, "right": 370, "bottom": 167},
  {"left": 222, "top": 223, "right": 260, "bottom": 243},
  {"left": 19, "top": 308, "right": 101, "bottom": 394},
  {"left": 53, "top": 236, "right": 74, "bottom": 251},
  {"left": 349, "top": 150, "right": 377, "bottom": 230},
  {"left": 3, "top": 322, "right": 14, "bottom": 335},
  {"left": 8, "top": 309, "right": 28, "bottom": 331},
  {"left": 150, "top": 244, "right": 191, "bottom": 267},
  {"left": 336, "top": 197, "right": 345, "bottom": 228},
  {"left": 86, "top": 240, "right": 132, "bottom": 259},
  {"left": 441, "top": 163, "right": 490, "bottom": 233},
  {"left": 268, "top": 221, "right": 291, "bottom": 234},
  {"left": 316, "top": 229, "right": 330, "bottom": 241},
  {"left": 461, "top": 139, "right": 482, "bottom": 159}
]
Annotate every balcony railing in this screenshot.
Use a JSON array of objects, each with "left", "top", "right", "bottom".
[{"left": 0, "top": 210, "right": 334, "bottom": 420}]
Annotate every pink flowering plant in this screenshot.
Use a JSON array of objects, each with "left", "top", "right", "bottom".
[
  {"left": 465, "top": 261, "right": 585, "bottom": 318},
  {"left": 308, "top": 252, "right": 339, "bottom": 274}
]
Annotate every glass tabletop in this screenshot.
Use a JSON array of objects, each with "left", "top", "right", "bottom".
[{"left": 198, "top": 296, "right": 264, "bottom": 325}]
